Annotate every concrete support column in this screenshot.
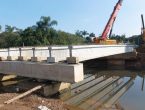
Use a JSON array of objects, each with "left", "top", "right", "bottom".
[
  {"left": 47, "top": 46, "right": 55, "bottom": 63},
  {"left": 31, "top": 48, "right": 38, "bottom": 62},
  {"left": 7, "top": 48, "right": 12, "bottom": 61},
  {"left": 67, "top": 45, "right": 79, "bottom": 64},
  {"left": 69, "top": 45, "right": 73, "bottom": 58},
  {"left": 41, "top": 82, "right": 71, "bottom": 96},
  {"left": 18, "top": 48, "right": 24, "bottom": 61}
]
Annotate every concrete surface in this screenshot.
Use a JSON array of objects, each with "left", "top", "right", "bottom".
[
  {"left": 47, "top": 57, "right": 55, "bottom": 63},
  {"left": 42, "top": 83, "right": 71, "bottom": 96},
  {"left": 0, "top": 61, "right": 84, "bottom": 83},
  {"left": 0, "top": 45, "right": 136, "bottom": 62},
  {"left": 67, "top": 57, "right": 79, "bottom": 64},
  {"left": 7, "top": 56, "right": 12, "bottom": 61},
  {"left": 0, "top": 74, "right": 17, "bottom": 81},
  {"left": 0, "top": 45, "right": 136, "bottom": 83},
  {"left": 0, "top": 57, "right": 5, "bottom": 61},
  {"left": 106, "top": 52, "right": 137, "bottom": 60}
]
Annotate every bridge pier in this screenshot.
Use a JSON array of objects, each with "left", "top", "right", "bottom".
[
  {"left": 108, "top": 59, "right": 125, "bottom": 69},
  {"left": 106, "top": 52, "right": 137, "bottom": 69},
  {"left": 41, "top": 82, "right": 71, "bottom": 96}
]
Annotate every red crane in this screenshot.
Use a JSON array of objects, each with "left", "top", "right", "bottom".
[
  {"left": 102, "top": 0, "right": 123, "bottom": 39},
  {"left": 94, "top": 0, "right": 123, "bottom": 44}
]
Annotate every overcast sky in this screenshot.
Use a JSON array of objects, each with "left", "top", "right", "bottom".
[{"left": 0, "top": 0, "right": 144, "bottom": 37}]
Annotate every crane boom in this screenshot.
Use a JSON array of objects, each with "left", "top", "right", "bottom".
[{"left": 101, "top": 0, "right": 123, "bottom": 39}]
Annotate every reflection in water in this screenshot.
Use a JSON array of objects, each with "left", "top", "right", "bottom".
[
  {"left": 142, "top": 75, "right": 144, "bottom": 91},
  {"left": 60, "top": 70, "right": 145, "bottom": 110}
]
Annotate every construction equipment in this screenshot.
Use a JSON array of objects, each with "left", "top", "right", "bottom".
[
  {"left": 141, "top": 14, "right": 145, "bottom": 42},
  {"left": 94, "top": 0, "right": 123, "bottom": 44}
]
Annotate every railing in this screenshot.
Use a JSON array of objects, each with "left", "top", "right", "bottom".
[{"left": 0, "top": 44, "right": 136, "bottom": 62}]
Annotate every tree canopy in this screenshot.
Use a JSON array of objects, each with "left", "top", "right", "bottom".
[
  {"left": 0, "top": 16, "right": 138, "bottom": 48},
  {"left": 0, "top": 16, "right": 85, "bottom": 48}
]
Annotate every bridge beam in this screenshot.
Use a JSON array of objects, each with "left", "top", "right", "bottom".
[{"left": 0, "top": 61, "right": 84, "bottom": 83}]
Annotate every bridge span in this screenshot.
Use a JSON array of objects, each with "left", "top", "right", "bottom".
[{"left": 0, "top": 45, "right": 136, "bottom": 83}]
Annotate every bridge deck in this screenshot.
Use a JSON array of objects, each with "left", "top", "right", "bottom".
[
  {"left": 0, "top": 45, "right": 136, "bottom": 83},
  {"left": 0, "top": 45, "right": 136, "bottom": 62}
]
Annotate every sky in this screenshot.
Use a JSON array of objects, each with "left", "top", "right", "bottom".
[{"left": 0, "top": 0, "right": 145, "bottom": 37}]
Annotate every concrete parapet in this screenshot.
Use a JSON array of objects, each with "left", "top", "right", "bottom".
[
  {"left": 67, "top": 57, "right": 79, "bottom": 64},
  {"left": 0, "top": 61, "right": 84, "bottom": 83}
]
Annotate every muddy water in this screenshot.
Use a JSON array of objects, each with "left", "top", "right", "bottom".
[
  {"left": 120, "top": 76, "right": 145, "bottom": 110},
  {"left": 60, "top": 69, "right": 145, "bottom": 110}
]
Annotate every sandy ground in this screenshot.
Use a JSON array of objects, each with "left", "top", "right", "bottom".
[
  {"left": 0, "top": 93, "right": 69, "bottom": 110},
  {"left": 0, "top": 77, "right": 83, "bottom": 110}
]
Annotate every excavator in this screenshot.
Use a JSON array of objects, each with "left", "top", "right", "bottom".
[{"left": 94, "top": 0, "right": 123, "bottom": 44}]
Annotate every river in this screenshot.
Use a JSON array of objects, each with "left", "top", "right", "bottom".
[{"left": 60, "top": 69, "right": 145, "bottom": 110}]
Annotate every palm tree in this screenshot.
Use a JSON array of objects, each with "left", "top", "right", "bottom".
[
  {"left": 81, "top": 30, "right": 89, "bottom": 37},
  {"left": 36, "top": 16, "right": 58, "bottom": 30}
]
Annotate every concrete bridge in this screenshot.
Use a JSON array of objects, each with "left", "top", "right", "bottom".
[{"left": 0, "top": 45, "right": 136, "bottom": 83}]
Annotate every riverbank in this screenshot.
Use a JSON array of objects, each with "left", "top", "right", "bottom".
[{"left": 0, "top": 93, "right": 67, "bottom": 110}]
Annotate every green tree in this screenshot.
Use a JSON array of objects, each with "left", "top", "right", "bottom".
[
  {"left": 0, "top": 32, "right": 22, "bottom": 48},
  {"left": 89, "top": 33, "right": 95, "bottom": 37},
  {"left": 110, "top": 34, "right": 126, "bottom": 43},
  {"left": 36, "top": 16, "right": 57, "bottom": 29},
  {"left": 21, "top": 27, "right": 39, "bottom": 46},
  {"left": 35, "top": 16, "right": 58, "bottom": 45},
  {"left": 0, "top": 25, "right": 1, "bottom": 32},
  {"left": 0, "top": 16, "right": 86, "bottom": 48},
  {"left": 81, "top": 30, "right": 89, "bottom": 37},
  {"left": 54, "top": 31, "right": 85, "bottom": 45},
  {"left": 75, "top": 30, "right": 83, "bottom": 37},
  {"left": 5, "top": 25, "right": 16, "bottom": 33}
]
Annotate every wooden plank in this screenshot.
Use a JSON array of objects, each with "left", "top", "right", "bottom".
[{"left": 4, "top": 84, "right": 44, "bottom": 104}]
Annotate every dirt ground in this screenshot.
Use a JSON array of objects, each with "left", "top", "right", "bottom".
[
  {"left": 0, "top": 76, "right": 83, "bottom": 110},
  {"left": 0, "top": 93, "right": 68, "bottom": 110},
  {"left": 0, "top": 93, "right": 69, "bottom": 110}
]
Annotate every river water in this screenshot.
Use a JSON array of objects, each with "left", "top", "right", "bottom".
[
  {"left": 60, "top": 69, "right": 145, "bottom": 110},
  {"left": 120, "top": 76, "right": 145, "bottom": 110}
]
